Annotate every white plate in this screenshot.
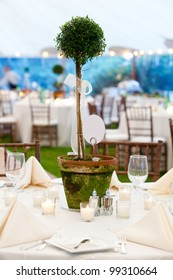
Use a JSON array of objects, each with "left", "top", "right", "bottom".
[{"left": 46, "top": 236, "right": 114, "bottom": 254}]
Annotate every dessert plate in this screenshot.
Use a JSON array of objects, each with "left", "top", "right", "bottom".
[{"left": 46, "top": 236, "right": 114, "bottom": 254}]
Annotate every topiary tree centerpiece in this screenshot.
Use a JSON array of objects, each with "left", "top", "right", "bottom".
[
  {"left": 55, "top": 16, "right": 116, "bottom": 209},
  {"left": 55, "top": 15, "right": 106, "bottom": 159}
]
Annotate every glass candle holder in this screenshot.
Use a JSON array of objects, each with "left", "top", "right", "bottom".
[
  {"left": 144, "top": 193, "right": 156, "bottom": 210},
  {"left": 41, "top": 197, "right": 56, "bottom": 215},
  {"left": 33, "top": 190, "right": 45, "bottom": 207},
  {"left": 47, "top": 183, "right": 59, "bottom": 199},
  {"left": 4, "top": 188, "right": 17, "bottom": 206},
  {"left": 116, "top": 199, "right": 130, "bottom": 219},
  {"left": 80, "top": 202, "right": 95, "bottom": 222},
  {"left": 119, "top": 186, "right": 131, "bottom": 201}
]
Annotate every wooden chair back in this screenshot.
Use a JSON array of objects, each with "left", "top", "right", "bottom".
[
  {"left": 98, "top": 140, "right": 163, "bottom": 181},
  {"left": 125, "top": 106, "right": 153, "bottom": 141},
  {"left": 100, "top": 95, "right": 115, "bottom": 125},
  {"left": 29, "top": 99, "right": 51, "bottom": 124},
  {"left": 88, "top": 101, "right": 100, "bottom": 115},
  {"left": 0, "top": 92, "right": 17, "bottom": 142},
  {"left": 169, "top": 118, "right": 173, "bottom": 153},
  {"left": 0, "top": 92, "right": 13, "bottom": 116},
  {"left": 29, "top": 96, "right": 58, "bottom": 147}
]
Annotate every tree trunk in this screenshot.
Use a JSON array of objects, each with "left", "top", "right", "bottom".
[{"left": 76, "top": 62, "right": 85, "bottom": 159}]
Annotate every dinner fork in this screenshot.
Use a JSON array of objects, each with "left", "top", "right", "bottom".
[{"left": 116, "top": 232, "right": 127, "bottom": 254}]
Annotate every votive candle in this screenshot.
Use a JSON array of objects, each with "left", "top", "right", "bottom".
[
  {"left": 4, "top": 189, "right": 17, "bottom": 206},
  {"left": 47, "top": 185, "right": 59, "bottom": 199},
  {"left": 80, "top": 202, "right": 95, "bottom": 222},
  {"left": 41, "top": 198, "right": 55, "bottom": 215},
  {"left": 144, "top": 196, "right": 155, "bottom": 210},
  {"left": 119, "top": 187, "right": 131, "bottom": 201},
  {"left": 117, "top": 200, "right": 130, "bottom": 218}
]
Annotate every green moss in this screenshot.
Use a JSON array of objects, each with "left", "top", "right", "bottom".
[{"left": 61, "top": 171, "right": 113, "bottom": 209}]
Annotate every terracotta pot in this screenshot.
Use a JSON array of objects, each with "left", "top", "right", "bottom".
[{"left": 57, "top": 155, "right": 116, "bottom": 210}]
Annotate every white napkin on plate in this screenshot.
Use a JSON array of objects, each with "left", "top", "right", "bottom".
[
  {"left": 0, "top": 199, "right": 55, "bottom": 248},
  {"left": 18, "top": 156, "right": 51, "bottom": 189},
  {"left": 125, "top": 202, "right": 173, "bottom": 252},
  {"left": 148, "top": 168, "right": 173, "bottom": 194},
  {"left": 0, "top": 148, "right": 5, "bottom": 175}
]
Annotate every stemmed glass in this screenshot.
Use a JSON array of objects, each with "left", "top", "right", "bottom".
[
  {"left": 128, "top": 155, "right": 148, "bottom": 190},
  {"left": 5, "top": 152, "right": 25, "bottom": 190}
]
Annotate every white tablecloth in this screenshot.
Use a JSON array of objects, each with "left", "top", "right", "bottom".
[
  {"left": 13, "top": 97, "right": 88, "bottom": 146},
  {"left": 0, "top": 181, "right": 172, "bottom": 260}
]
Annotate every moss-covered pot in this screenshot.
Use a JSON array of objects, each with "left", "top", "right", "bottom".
[{"left": 57, "top": 155, "right": 116, "bottom": 210}]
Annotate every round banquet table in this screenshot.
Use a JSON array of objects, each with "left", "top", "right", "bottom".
[
  {"left": 13, "top": 97, "right": 88, "bottom": 147},
  {"left": 0, "top": 180, "right": 173, "bottom": 260}
]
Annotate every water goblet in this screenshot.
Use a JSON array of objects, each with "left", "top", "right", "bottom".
[
  {"left": 128, "top": 155, "right": 148, "bottom": 190},
  {"left": 5, "top": 152, "right": 25, "bottom": 189}
]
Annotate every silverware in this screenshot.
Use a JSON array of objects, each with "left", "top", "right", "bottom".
[
  {"left": 74, "top": 238, "right": 90, "bottom": 249},
  {"left": 116, "top": 233, "right": 127, "bottom": 254},
  {"left": 35, "top": 242, "right": 48, "bottom": 250},
  {"left": 108, "top": 229, "right": 119, "bottom": 253},
  {"left": 20, "top": 240, "right": 45, "bottom": 251}
]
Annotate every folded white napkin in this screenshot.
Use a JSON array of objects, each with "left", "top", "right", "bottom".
[
  {"left": 109, "top": 171, "right": 123, "bottom": 192},
  {"left": 126, "top": 202, "right": 173, "bottom": 252},
  {"left": 0, "top": 148, "right": 5, "bottom": 175},
  {"left": 0, "top": 199, "right": 55, "bottom": 248},
  {"left": 18, "top": 156, "right": 51, "bottom": 188},
  {"left": 148, "top": 168, "right": 173, "bottom": 194}
]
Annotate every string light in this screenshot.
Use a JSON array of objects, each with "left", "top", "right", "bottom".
[
  {"left": 133, "top": 50, "right": 139, "bottom": 56},
  {"left": 57, "top": 52, "right": 63, "bottom": 58},
  {"left": 42, "top": 51, "right": 49, "bottom": 57},
  {"left": 107, "top": 46, "right": 173, "bottom": 58},
  {"left": 109, "top": 50, "right": 116, "bottom": 56},
  {"left": 15, "top": 51, "right": 20, "bottom": 57},
  {"left": 139, "top": 50, "right": 145, "bottom": 55},
  {"left": 156, "top": 49, "right": 163, "bottom": 55},
  {"left": 148, "top": 50, "right": 154, "bottom": 55},
  {"left": 123, "top": 51, "right": 133, "bottom": 60},
  {"left": 4, "top": 47, "right": 173, "bottom": 58},
  {"left": 168, "top": 48, "right": 173, "bottom": 54}
]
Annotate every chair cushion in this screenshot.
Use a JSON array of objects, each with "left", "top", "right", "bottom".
[
  {"left": 33, "top": 120, "right": 58, "bottom": 126},
  {"left": 105, "top": 129, "right": 128, "bottom": 141}
]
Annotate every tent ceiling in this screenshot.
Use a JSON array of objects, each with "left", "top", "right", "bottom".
[{"left": 0, "top": 0, "right": 173, "bottom": 56}]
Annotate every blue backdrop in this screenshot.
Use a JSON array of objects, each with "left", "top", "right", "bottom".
[{"left": 0, "top": 55, "right": 173, "bottom": 95}]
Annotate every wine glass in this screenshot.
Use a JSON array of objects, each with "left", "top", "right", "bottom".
[
  {"left": 128, "top": 155, "right": 148, "bottom": 190},
  {"left": 5, "top": 152, "right": 25, "bottom": 189}
]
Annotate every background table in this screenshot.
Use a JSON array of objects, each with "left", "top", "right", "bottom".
[{"left": 13, "top": 97, "right": 88, "bottom": 146}]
